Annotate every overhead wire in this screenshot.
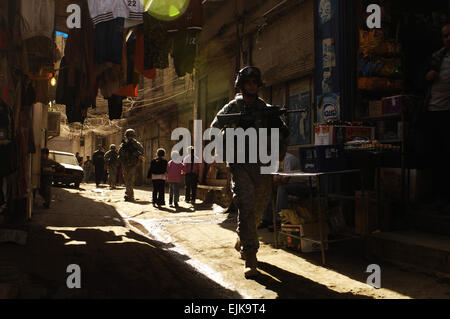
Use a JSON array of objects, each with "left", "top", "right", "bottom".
[{"left": 128, "top": 89, "right": 193, "bottom": 109}]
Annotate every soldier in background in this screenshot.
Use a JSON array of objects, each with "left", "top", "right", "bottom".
[
  {"left": 211, "top": 66, "right": 289, "bottom": 279},
  {"left": 118, "top": 129, "right": 144, "bottom": 202},
  {"left": 104, "top": 144, "right": 120, "bottom": 189},
  {"left": 93, "top": 147, "right": 105, "bottom": 188},
  {"left": 40, "top": 148, "right": 64, "bottom": 209}
]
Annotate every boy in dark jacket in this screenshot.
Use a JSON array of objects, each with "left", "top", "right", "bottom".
[{"left": 148, "top": 148, "right": 168, "bottom": 206}]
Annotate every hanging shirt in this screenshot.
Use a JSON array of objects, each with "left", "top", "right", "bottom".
[
  {"left": 64, "top": 0, "right": 97, "bottom": 108},
  {"left": 88, "top": 0, "right": 144, "bottom": 26},
  {"left": 135, "top": 27, "right": 156, "bottom": 79},
  {"left": 172, "top": 30, "right": 199, "bottom": 77},
  {"left": 20, "top": 0, "right": 54, "bottom": 40},
  {"left": 118, "top": 0, "right": 144, "bottom": 28},
  {"left": 143, "top": 14, "right": 170, "bottom": 70},
  {"left": 107, "top": 95, "right": 124, "bottom": 120}
]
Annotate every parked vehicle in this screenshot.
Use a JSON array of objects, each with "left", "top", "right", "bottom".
[{"left": 49, "top": 151, "right": 84, "bottom": 188}]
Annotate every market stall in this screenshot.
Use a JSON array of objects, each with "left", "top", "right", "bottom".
[{"left": 277, "top": 0, "right": 449, "bottom": 255}]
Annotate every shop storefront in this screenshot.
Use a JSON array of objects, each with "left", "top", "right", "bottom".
[{"left": 312, "top": 0, "right": 450, "bottom": 234}]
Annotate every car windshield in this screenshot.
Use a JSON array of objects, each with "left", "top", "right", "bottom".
[{"left": 51, "top": 153, "right": 79, "bottom": 166}]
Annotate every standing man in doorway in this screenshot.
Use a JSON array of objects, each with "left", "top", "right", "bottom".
[
  {"left": 423, "top": 23, "right": 450, "bottom": 213},
  {"left": 119, "top": 129, "right": 144, "bottom": 202},
  {"left": 211, "top": 66, "right": 289, "bottom": 278},
  {"left": 104, "top": 144, "right": 120, "bottom": 189},
  {"left": 93, "top": 147, "right": 105, "bottom": 188}
]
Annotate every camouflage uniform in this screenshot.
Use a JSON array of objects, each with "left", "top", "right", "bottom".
[
  {"left": 118, "top": 137, "right": 144, "bottom": 200},
  {"left": 211, "top": 94, "right": 289, "bottom": 255},
  {"left": 104, "top": 148, "right": 120, "bottom": 188}
]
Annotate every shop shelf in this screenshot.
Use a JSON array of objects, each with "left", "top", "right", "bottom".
[{"left": 360, "top": 113, "right": 401, "bottom": 121}]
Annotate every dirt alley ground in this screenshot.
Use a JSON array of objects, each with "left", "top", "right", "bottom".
[{"left": 1, "top": 182, "right": 450, "bottom": 299}]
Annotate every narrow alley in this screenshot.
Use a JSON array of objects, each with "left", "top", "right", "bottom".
[
  {"left": 1, "top": 0, "right": 450, "bottom": 304},
  {"left": 1, "top": 183, "right": 449, "bottom": 299}
]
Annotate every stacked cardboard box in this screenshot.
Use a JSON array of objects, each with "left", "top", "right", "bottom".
[
  {"left": 315, "top": 125, "right": 375, "bottom": 146},
  {"left": 283, "top": 222, "right": 330, "bottom": 253}
]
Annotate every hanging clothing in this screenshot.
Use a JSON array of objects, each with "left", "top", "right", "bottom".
[
  {"left": 0, "top": 97, "right": 12, "bottom": 144},
  {"left": 114, "top": 84, "right": 138, "bottom": 97},
  {"left": 33, "top": 79, "right": 49, "bottom": 104},
  {"left": 20, "top": 0, "right": 54, "bottom": 40},
  {"left": 21, "top": 0, "right": 55, "bottom": 73},
  {"left": 107, "top": 95, "right": 124, "bottom": 120},
  {"left": 88, "top": 0, "right": 144, "bottom": 26},
  {"left": 64, "top": 0, "right": 97, "bottom": 108},
  {"left": 112, "top": 30, "right": 139, "bottom": 97},
  {"left": 0, "top": 141, "right": 18, "bottom": 177},
  {"left": 56, "top": 56, "right": 81, "bottom": 109},
  {"left": 98, "top": 63, "right": 123, "bottom": 98},
  {"left": 135, "top": 27, "right": 156, "bottom": 79},
  {"left": 22, "top": 80, "right": 36, "bottom": 107},
  {"left": 95, "top": 17, "right": 125, "bottom": 65},
  {"left": 65, "top": 104, "right": 83, "bottom": 124},
  {"left": 55, "top": 56, "right": 70, "bottom": 105},
  {"left": 88, "top": 0, "right": 115, "bottom": 25},
  {"left": 119, "top": 0, "right": 144, "bottom": 28},
  {"left": 143, "top": 13, "right": 170, "bottom": 70},
  {"left": 0, "top": 16, "right": 8, "bottom": 51},
  {"left": 172, "top": 30, "right": 199, "bottom": 77},
  {"left": 163, "top": 0, "right": 203, "bottom": 32}
]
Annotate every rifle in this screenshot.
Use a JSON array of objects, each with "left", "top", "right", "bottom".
[
  {"left": 216, "top": 106, "right": 287, "bottom": 129},
  {"left": 120, "top": 139, "right": 143, "bottom": 163}
]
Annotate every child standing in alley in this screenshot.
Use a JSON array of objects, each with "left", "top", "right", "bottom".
[
  {"left": 148, "top": 148, "right": 168, "bottom": 206},
  {"left": 167, "top": 151, "right": 184, "bottom": 208}
]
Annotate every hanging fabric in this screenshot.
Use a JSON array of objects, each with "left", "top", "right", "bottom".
[
  {"left": 88, "top": 0, "right": 144, "bottom": 27},
  {"left": 20, "top": 0, "right": 54, "bottom": 40},
  {"left": 98, "top": 64, "right": 123, "bottom": 98},
  {"left": 143, "top": 13, "right": 171, "bottom": 70},
  {"left": 172, "top": 30, "right": 200, "bottom": 77},
  {"left": 135, "top": 26, "right": 156, "bottom": 79},
  {"left": 107, "top": 95, "right": 124, "bottom": 120},
  {"left": 0, "top": 12, "right": 8, "bottom": 51},
  {"left": 95, "top": 17, "right": 125, "bottom": 65},
  {"left": 64, "top": 0, "right": 97, "bottom": 108},
  {"left": 113, "top": 30, "right": 139, "bottom": 97}
]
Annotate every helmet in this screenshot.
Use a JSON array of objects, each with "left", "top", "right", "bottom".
[
  {"left": 110, "top": 144, "right": 116, "bottom": 149},
  {"left": 235, "top": 66, "right": 263, "bottom": 89},
  {"left": 125, "top": 129, "right": 136, "bottom": 138}
]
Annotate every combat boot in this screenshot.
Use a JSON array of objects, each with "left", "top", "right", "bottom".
[
  {"left": 234, "top": 238, "right": 245, "bottom": 260},
  {"left": 243, "top": 252, "right": 259, "bottom": 279}
]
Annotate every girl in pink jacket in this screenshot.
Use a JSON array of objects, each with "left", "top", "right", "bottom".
[{"left": 167, "top": 151, "right": 184, "bottom": 208}]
